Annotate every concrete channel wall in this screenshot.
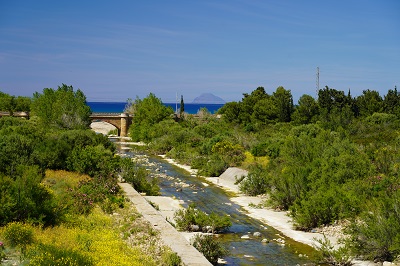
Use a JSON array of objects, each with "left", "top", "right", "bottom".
[{"left": 119, "top": 183, "right": 212, "bottom": 266}]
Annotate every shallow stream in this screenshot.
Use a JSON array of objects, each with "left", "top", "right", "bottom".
[{"left": 116, "top": 141, "right": 321, "bottom": 265}]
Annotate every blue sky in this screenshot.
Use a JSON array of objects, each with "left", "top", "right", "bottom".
[{"left": 1, "top": 1, "right": 399, "bottom": 103}]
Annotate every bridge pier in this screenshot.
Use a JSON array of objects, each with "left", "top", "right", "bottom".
[{"left": 120, "top": 113, "right": 128, "bottom": 137}]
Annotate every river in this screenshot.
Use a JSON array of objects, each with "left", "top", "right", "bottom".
[{"left": 116, "top": 141, "right": 321, "bottom": 265}]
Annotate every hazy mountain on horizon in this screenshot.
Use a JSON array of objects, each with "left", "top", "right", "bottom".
[{"left": 192, "top": 93, "right": 226, "bottom": 104}]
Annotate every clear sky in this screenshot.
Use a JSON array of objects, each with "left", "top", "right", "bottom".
[{"left": 1, "top": 1, "right": 399, "bottom": 103}]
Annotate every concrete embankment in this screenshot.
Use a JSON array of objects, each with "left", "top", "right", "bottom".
[{"left": 119, "top": 182, "right": 212, "bottom": 266}]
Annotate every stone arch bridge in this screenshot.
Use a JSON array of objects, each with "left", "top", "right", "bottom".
[
  {"left": 90, "top": 113, "right": 132, "bottom": 137},
  {"left": 0, "top": 112, "right": 132, "bottom": 137}
]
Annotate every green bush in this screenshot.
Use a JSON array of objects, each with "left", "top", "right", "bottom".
[
  {"left": 191, "top": 234, "right": 228, "bottom": 265},
  {"left": 0, "top": 166, "right": 58, "bottom": 226},
  {"left": 3, "top": 222, "right": 34, "bottom": 255},
  {"left": 67, "top": 145, "right": 115, "bottom": 177},
  {"left": 345, "top": 191, "right": 400, "bottom": 262},
  {"left": 174, "top": 203, "right": 231, "bottom": 233},
  {"left": 239, "top": 166, "right": 269, "bottom": 196},
  {"left": 313, "top": 234, "right": 352, "bottom": 265},
  {"left": 162, "top": 250, "right": 182, "bottom": 266},
  {"left": 118, "top": 158, "right": 160, "bottom": 196}
]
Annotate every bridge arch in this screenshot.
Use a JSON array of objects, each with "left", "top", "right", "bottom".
[{"left": 89, "top": 113, "right": 132, "bottom": 137}]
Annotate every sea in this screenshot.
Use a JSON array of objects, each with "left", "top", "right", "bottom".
[{"left": 87, "top": 102, "right": 225, "bottom": 115}]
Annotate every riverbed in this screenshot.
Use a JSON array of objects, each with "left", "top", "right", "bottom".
[{"left": 116, "top": 141, "right": 322, "bottom": 265}]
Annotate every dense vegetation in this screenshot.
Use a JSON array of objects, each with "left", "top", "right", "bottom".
[
  {"left": 0, "top": 91, "right": 31, "bottom": 114},
  {"left": 130, "top": 87, "right": 400, "bottom": 262},
  {"left": 0, "top": 87, "right": 168, "bottom": 265}
]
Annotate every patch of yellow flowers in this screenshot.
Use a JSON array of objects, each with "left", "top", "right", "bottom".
[{"left": 31, "top": 208, "right": 157, "bottom": 265}]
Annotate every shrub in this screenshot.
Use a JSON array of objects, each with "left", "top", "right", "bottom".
[
  {"left": 162, "top": 250, "right": 182, "bottom": 266},
  {"left": 345, "top": 191, "right": 400, "bottom": 262},
  {"left": 119, "top": 158, "right": 160, "bottom": 196},
  {"left": 239, "top": 166, "right": 269, "bottom": 196},
  {"left": 191, "top": 234, "right": 228, "bottom": 265},
  {"left": 0, "top": 165, "right": 59, "bottom": 226},
  {"left": 3, "top": 222, "right": 35, "bottom": 257},
  {"left": 174, "top": 203, "right": 231, "bottom": 233},
  {"left": 313, "top": 234, "right": 352, "bottom": 266}
]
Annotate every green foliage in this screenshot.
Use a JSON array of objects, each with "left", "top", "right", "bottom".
[
  {"left": 239, "top": 166, "right": 269, "bottom": 196},
  {"left": 29, "top": 243, "right": 94, "bottom": 266},
  {"left": 292, "top": 94, "right": 319, "bottom": 125},
  {"left": 273, "top": 86, "right": 294, "bottom": 122},
  {"left": 0, "top": 91, "right": 31, "bottom": 113},
  {"left": 383, "top": 86, "right": 400, "bottom": 115},
  {"left": 162, "top": 250, "right": 182, "bottom": 266},
  {"left": 218, "top": 101, "right": 241, "bottom": 124},
  {"left": 313, "top": 234, "right": 352, "bottom": 266},
  {"left": 67, "top": 145, "right": 115, "bottom": 177},
  {"left": 345, "top": 190, "right": 400, "bottom": 262},
  {"left": 129, "top": 93, "right": 174, "bottom": 142},
  {"left": 174, "top": 203, "right": 231, "bottom": 233},
  {"left": 0, "top": 166, "right": 58, "bottom": 226},
  {"left": 191, "top": 234, "right": 229, "bottom": 265},
  {"left": 119, "top": 158, "right": 160, "bottom": 196},
  {"left": 3, "top": 222, "right": 34, "bottom": 248},
  {"left": 211, "top": 139, "right": 245, "bottom": 166},
  {"left": 180, "top": 94, "right": 185, "bottom": 117},
  {"left": 0, "top": 115, "right": 128, "bottom": 225},
  {"left": 31, "top": 84, "right": 91, "bottom": 129},
  {"left": 356, "top": 89, "right": 383, "bottom": 117}
]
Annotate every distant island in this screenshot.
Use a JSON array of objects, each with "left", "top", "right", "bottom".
[{"left": 192, "top": 93, "right": 226, "bottom": 104}]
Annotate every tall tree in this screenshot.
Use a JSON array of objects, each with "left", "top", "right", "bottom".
[
  {"left": 31, "top": 84, "right": 91, "bottom": 129},
  {"left": 129, "top": 93, "right": 174, "bottom": 141},
  {"left": 355, "top": 89, "right": 383, "bottom": 117},
  {"left": 292, "top": 94, "right": 319, "bottom": 124},
  {"left": 240, "top": 87, "right": 268, "bottom": 125},
  {"left": 218, "top": 102, "right": 241, "bottom": 124},
  {"left": 180, "top": 95, "right": 185, "bottom": 117},
  {"left": 273, "top": 86, "right": 294, "bottom": 122},
  {"left": 383, "top": 86, "right": 400, "bottom": 115}
]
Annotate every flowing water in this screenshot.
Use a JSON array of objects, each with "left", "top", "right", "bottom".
[{"left": 116, "top": 141, "right": 321, "bottom": 265}]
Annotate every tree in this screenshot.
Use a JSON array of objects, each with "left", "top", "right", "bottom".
[
  {"left": 240, "top": 87, "right": 268, "bottom": 125},
  {"left": 0, "top": 92, "right": 31, "bottom": 114},
  {"left": 292, "top": 94, "right": 319, "bottom": 124},
  {"left": 31, "top": 84, "right": 91, "bottom": 129},
  {"left": 180, "top": 95, "right": 185, "bottom": 117},
  {"left": 129, "top": 93, "right": 174, "bottom": 142},
  {"left": 273, "top": 86, "right": 294, "bottom": 122},
  {"left": 383, "top": 86, "right": 400, "bottom": 116},
  {"left": 355, "top": 89, "right": 383, "bottom": 117},
  {"left": 252, "top": 97, "right": 278, "bottom": 124},
  {"left": 218, "top": 102, "right": 241, "bottom": 124}
]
